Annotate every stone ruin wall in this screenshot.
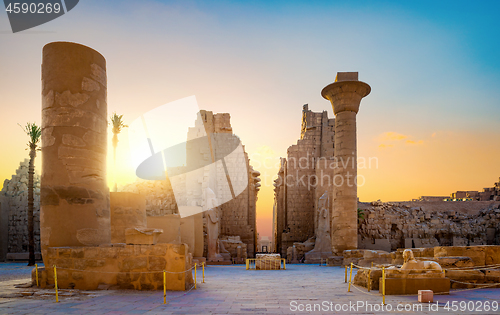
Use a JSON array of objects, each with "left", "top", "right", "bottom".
[
  {"left": 0, "top": 159, "right": 41, "bottom": 256},
  {"left": 193, "top": 111, "right": 258, "bottom": 258},
  {"left": 121, "top": 178, "right": 178, "bottom": 216},
  {"left": 121, "top": 110, "right": 258, "bottom": 258},
  {"left": 272, "top": 106, "right": 500, "bottom": 258},
  {"left": 358, "top": 201, "right": 500, "bottom": 252},
  {"left": 273, "top": 105, "right": 335, "bottom": 256}
]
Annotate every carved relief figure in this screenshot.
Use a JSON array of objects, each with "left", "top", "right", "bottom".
[
  {"left": 313, "top": 191, "right": 331, "bottom": 253},
  {"left": 205, "top": 188, "right": 223, "bottom": 262}
]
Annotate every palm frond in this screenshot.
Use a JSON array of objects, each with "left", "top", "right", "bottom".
[
  {"left": 110, "top": 112, "right": 128, "bottom": 135},
  {"left": 18, "top": 122, "right": 41, "bottom": 146}
]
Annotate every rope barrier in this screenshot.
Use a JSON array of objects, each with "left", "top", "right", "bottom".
[
  {"left": 245, "top": 259, "right": 286, "bottom": 270},
  {"left": 351, "top": 262, "right": 500, "bottom": 272},
  {"left": 54, "top": 265, "right": 195, "bottom": 274},
  {"left": 45, "top": 264, "right": 199, "bottom": 304},
  {"left": 344, "top": 266, "right": 500, "bottom": 300},
  {"left": 351, "top": 282, "right": 451, "bottom": 297},
  {"left": 163, "top": 283, "right": 196, "bottom": 305},
  {"left": 350, "top": 282, "right": 383, "bottom": 296},
  {"left": 450, "top": 279, "right": 500, "bottom": 286}
]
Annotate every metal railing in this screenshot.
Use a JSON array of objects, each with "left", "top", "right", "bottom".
[{"left": 246, "top": 258, "right": 286, "bottom": 270}]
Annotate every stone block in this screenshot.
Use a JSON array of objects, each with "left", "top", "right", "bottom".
[
  {"left": 418, "top": 290, "right": 433, "bottom": 303},
  {"left": 485, "top": 270, "right": 500, "bottom": 282},
  {"left": 485, "top": 246, "right": 500, "bottom": 265},
  {"left": 110, "top": 192, "right": 147, "bottom": 243},
  {"left": 122, "top": 257, "right": 148, "bottom": 271},
  {"left": 125, "top": 228, "right": 163, "bottom": 245},
  {"left": 147, "top": 215, "right": 181, "bottom": 244},
  {"left": 335, "top": 72, "right": 358, "bottom": 82},
  {"left": 381, "top": 277, "right": 450, "bottom": 295},
  {"left": 445, "top": 270, "right": 485, "bottom": 281},
  {"left": 427, "top": 256, "right": 474, "bottom": 268},
  {"left": 148, "top": 256, "right": 166, "bottom": 270}
]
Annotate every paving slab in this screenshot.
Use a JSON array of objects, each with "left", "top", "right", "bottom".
[{"left": 0, "top": 262, "right": 499, "bottom": 314}]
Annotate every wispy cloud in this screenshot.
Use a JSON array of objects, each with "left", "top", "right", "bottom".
[
  {"left": 378, "top": 132, "right": 424, "bottom": 149},
  {"left": 379, "top": 132, "right": 408, "bottom": 141},
  {"left": 379, "top": 144, "right": 394, "bottom": 148},
  {"left": 406, "top": 140, "right": 424, "bottom": 145}
]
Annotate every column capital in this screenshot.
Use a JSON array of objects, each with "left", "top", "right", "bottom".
[{"left": 321, "top": 77, "right": 370, "bottom": 115}]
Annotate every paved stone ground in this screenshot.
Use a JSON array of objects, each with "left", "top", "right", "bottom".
[{"left": 0, "top": 262, "right": 499, "bottom": 314}]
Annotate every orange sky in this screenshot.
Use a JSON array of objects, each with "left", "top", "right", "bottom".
[{"left": 1, "top": 1, "right": 500, "bottom": 238}]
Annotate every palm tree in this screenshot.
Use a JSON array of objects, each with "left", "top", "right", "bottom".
[
  {"left": 110, "top": 113, "right": 127, "bottom": 192},
  {"left": 19, "top": 122, "right": 41, "bottom": 266}
]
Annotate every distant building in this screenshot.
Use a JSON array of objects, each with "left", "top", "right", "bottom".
[{"left": 413, "top": 177, "right": 500, "bottom": 202}]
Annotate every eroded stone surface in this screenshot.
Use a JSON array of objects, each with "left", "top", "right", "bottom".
[{"left": 35, "top": 244, "right": 192, "bottom": 291}]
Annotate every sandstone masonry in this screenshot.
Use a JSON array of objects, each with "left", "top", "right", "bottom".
[
  {"left": 273, "top": 104, "right": 336, "bottom": 257},
  {"left": 0, "top": 159, "right": 41, "bottom": 259}
]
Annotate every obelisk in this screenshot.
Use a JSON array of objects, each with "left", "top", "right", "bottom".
[{"left": 321, "top": 72, "right": 370, "bottom": 255}]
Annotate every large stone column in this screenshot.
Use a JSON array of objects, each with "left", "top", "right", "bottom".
[
  {"left": 40, "top": 42, "right": 110, "bottom": 252},
  {"left": 321, "top": 72, "right": 370, "bottom": 255}
]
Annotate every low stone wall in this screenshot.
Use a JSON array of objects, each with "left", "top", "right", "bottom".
[
  {"left": 434, "top": 245, "right": 500, "bottom": 266},
  {"left": 358, "top": 202, "right": 500, "bottom": 251},
  {"left": 120, "top": 179, "right": 178, "bottom": 216},
  {"left": 379, "top": 201, "right": 500, "bottom": 215},
  {"left": 36, "top": 243, "right": 193, "bottom": 291},
  {"left": 220, "top": 238, "right": 247, "bottom": 262},
  {"left": 343, "top": 249, "right": 392, "bottom": 267}
]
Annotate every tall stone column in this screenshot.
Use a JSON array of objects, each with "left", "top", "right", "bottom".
[
  {"left": 40, "top": 42, "right": 110, "bottom": 252},
  {"left": 321, "top": 72, "right": 370, "bottom": 255}
]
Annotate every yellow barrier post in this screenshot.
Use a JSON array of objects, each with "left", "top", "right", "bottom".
[
  {"left": 163, "top": 270, "right": 166, "bottom": 304},
  {"left": 202, "top": 262, "right": 205, "bottom": 283},
  {"left": 345, "top": 265, "right": 347, "bottom": 283},
  {"left": 53, "top": 265, "right": 59, "bottom": 303},
  {"left": 348, "top": 263, "right": 353, "bottom": 292},
  {"left": 326, "top": 258, "right": 328, "bottom": 266},
  {"left": 194, "top": 263, "right": 197, "bottom": 289},
  {"left": 283, "top": 259, "right": 286, "bottom": 270},
  {"left": 367, "top": 269, "right": 371, "bottom": 292},
  {"left": 35, "top": 264, "right": 39, "bottom": 287},
  {"left": 246, "top": 259, "right": 249, "bottom": 270},
  {"left": 382, "top": 267, "right": 386, "bottom": 305}
]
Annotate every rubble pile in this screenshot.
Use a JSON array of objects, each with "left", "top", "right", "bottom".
[{"left": 359, "top": 201, "right": 500, "bottom": 250}]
